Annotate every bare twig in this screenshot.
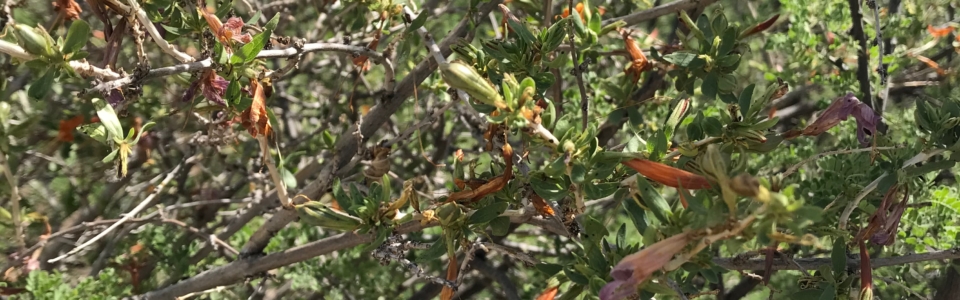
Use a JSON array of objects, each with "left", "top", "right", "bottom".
[
  {"left": 90, "top": 42, "right": 391, "bottom": 93},
  {"left": 0, "top": 148, "right": 24, "bottom": 251},
  {"left": 132, "top": 208, "right": 551, "bottom": 299},
  {"left": 602, "top": 0, "right": 720, "bottom": 27},
  {"left": 232, "top": 0, "right": 503, "bottom": 260},
  {"left": 714, "top": 248, "right": 960, "bottom": 271},
  {"left": 258, "top": 136, "right": 291, "bottom": 208},
  {"left": 48, "top": 161, "right": 184, "bottom": 263},
  {"left": 846, "top": 0, "right": 875, "bottom": 108},
  {"left": 780, "top": 146, "right": 901, "bottom": 179},
  {"left": 101, "top": 0, "right": 193, "bottom": 62},
  {"left": 839, "top": 148, "right": 946, "bottom": 229}
]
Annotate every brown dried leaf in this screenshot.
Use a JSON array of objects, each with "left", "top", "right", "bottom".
[
  {"left": 241, "top": 78, "right": 272, "bottom": 137},
  {"left": 53, "top": 0, "right": 82, "bottom": 21}
]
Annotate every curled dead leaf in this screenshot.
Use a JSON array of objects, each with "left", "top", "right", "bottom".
[
  {"left": 241, "top": 78, "right": 272, "bottom": 137},
  {"left": 530, "top": 192, "right": 555, "bottom": 217}
]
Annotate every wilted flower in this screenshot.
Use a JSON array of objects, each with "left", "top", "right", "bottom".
[
  {"left": 181, "top": 70, "right": 229, "bottom": 106},
  {"left": 802, "top": 92, "right": 881, "bottom": 147},
  {"left": 600, "top": 232, "right": 690, "bottom": 300},
  {"left": 53, "top": 0, "right": 82, "bottom": 22},
  {"left": 201, "top": 8, "right": 252, "bottom": 50}
]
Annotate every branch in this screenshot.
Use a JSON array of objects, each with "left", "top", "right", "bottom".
[
  {"left": 0, "top": 39, "right": 123, "bottom": 80},
  {"left": 714, "top": 248, "right": 960, "bottom": 271},
  {"left": 47, "top": 161, "right": 184, "bottom": 263},
  {"left": 839, "top": 148, "right": 946, "bottom": 229},
  {"left": 780, "top": 146, "right": 901, "bottom": 179},
  {"left": 601, "top": 0, "right": 720, "bottom": 27},
  {"left": 233, "top": 0, "right": 503, "bottom": 258},
  {"left": 846, "top": 0, "right": 875, "bottom": 108},
  {"left": 90, "top": 42, "right": 391, "bottom": 93},
  {"left": 0, "top": 146, "right": 24, "bottom": 252},
  {"left": 131, "top": 209, "right": 554, "bottom": 299},
  {"left": 102, "top": 0, "right": 193, "bottom": 62}
]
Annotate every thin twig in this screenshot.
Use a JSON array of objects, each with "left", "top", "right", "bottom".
[
  {"left": 780, "top": 146, "right": 900, "bottom": 179},
  {"left": 567, "top": 0, "right": 590, "bottom": 130},
  {"left": 601, "top": 0, "right": 720, "bottom": 27},
  {"left": 105, "top": 0, "right": 193, "bottom": 62},
  {"left": 90, "top": 42, "right": 391, "bottom": 93},
  {"left": 0, "top": 148, "right": 24, "bottom": 251},
  {"left": 713, "top": 248, "right": 960, "bottom": 271},
  {"left": 846, "top": 0, "right": 875, "bottom": 108},
  {"left": 48, "top": 162, "right": 184, "bottom": 263},
  {"left": 839, "top": 148, "right": 946, "bottom": 230},
  {"left": 258, "top": 136, "right": 291, "bottom": 208}
]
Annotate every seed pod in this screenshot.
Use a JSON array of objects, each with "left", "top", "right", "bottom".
[
  {"left": 13, "top": 24, "right": 55, "bottom": 58},
  {"left": 440, "top": 62, "right": 507, "bottom": 110},
  {"left": 296, "top": 201, "right": 363, "bottom": 231}
]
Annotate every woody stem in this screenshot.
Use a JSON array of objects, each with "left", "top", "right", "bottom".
[{"left": 259, "top": 136, "right": 291, "bottom": 208}]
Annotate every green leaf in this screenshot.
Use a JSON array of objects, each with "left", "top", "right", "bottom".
[
  {"left": 582, "top": 216, "right": 608, "bottom": 246},
  {"left": 78, "top": 123, "right": 108, "bottom": 144},
  {"left": 101, "top": 149, "right": 119, "bottom": 163},
  {"left": 92, "top": 98, "right": 124, "bottom": 141},
  {"left": 636, "top": 176, "right": 672, "bottom": 223},
  {"left": 536, "top": 263, "right": 563, "bottom": 276},
  {"left": 739, "top": 84, "right": 756, "bottom": 118},
  {"left": 236, "top": 14, "right": 280, "bottom": 64},
  {"left": 570, "top": 164, "right": 587, "bottom": 184},
  {"left": 564, "top": 267, "right": 590, "bottom": 285},
  {"left": 280, "top": 166, "right": 297, "bottom": 189},
  {"left": 663, "top": 52, "right": 699, "bottom": 67},
  {"left": 703, "top": 117, "right": 723, "bottom": 137},
  {"left": 405, "top": 11, "right": 429, "bottom": 34},
  {"left": 28, "top": 70, "right": 57, "bottom": 100},
  {"left": 665, "top": 99, "right": 690, "bottom": 139},
  {"left": 831, "top": 237, "right": 847, "bottom": 278},
  {"left": 246, "top": 11, "right": 262, "bottom": 25},
  {"left": 718, "top": 27, "right": 737, "bottom": 55},
  {"left": 530, "top": 176, "right": 566, "bottom": 202},
  {"left": 62, "top": 20, "right": 91, "bottom": 56},
  {"left": 226, "top": 79, "right": 241, "bottom": 105},
  {"left": 650, "top": 129, "right": 668, "bottom": 161},
  {"left": 622, "top": 189, "right": 648, "bottom": 233},
  {"left": 701, "top": 72, "right": 719, "bottom": 101},
  {"left": 818, "top": 284, "right": 836, "bottom": 300},
  {"left": 489, "top": 216, "right": 510, "bottom": 236},
  {"left": 467, "top": 201, "right": 509, "bottom": 225}
]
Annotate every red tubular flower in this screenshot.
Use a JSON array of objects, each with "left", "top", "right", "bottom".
[
  {"left": 600, "top": 232, "right": 690, "bottom": 300},
  {"left": 621, "top": 158, "right": 712, "bottom": 189},
  {"left": 802, "top": 92, "right": 881, "bottom": 147}
]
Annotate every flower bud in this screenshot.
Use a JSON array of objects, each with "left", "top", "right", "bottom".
[
  {"left": 13, "top": 24, "right": 55, "bottom": 58},
  {"left": 296, "top": 201, "right": 363, "bottom": 231},
  {"left": 436, "top": 202, "right": 463, "bottom": 227},
  {"left": 440, "top": 62, "right": 507, "bottom": 110}
]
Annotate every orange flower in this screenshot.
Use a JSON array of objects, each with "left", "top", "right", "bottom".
[
  {"left": 621, "top": 159, "right": 712, "bottom": 189},
  {"left": 620, "top": 28, "right": 651, "bottom": 85},
  {"left": 927, "top": 24, "right": 954, "bottom": 38},
  {"left": 560, "top": 3, "right": 586, "bottom": 21},
  {"left": 57, "top": 115, "right": 86, "bottom": 142},
  {"left": 600, "top": 232, "right": 690, "bottom": 300}
]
